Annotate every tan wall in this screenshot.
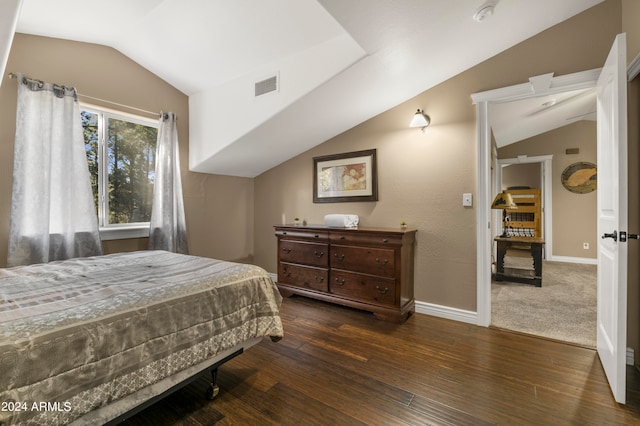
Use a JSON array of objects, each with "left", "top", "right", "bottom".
[
  {"left": 0, "top": 34, "right": 255, "bottom": 266},
  {"left": 499, "top": 121, "right": 597, "bottom": 259},
  {"left": 623, "top": 0, "right": 640, "bottom": 63},
  {"left": 501, "top": 163, "right": 541, "bottom": 191}
]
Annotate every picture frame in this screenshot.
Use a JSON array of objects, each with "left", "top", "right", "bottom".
[{"left": 313, "top": 149, "right": 378, "bottom": 203}]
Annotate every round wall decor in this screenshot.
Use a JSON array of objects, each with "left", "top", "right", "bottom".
[{"left": 561, "top": 162, "right": 597, "bottom": 194}]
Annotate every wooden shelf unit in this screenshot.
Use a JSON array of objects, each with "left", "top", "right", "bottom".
[{"left": 504, "top": 188, "right": 542, "bottom": 238}]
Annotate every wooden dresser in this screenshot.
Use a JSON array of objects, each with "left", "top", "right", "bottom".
[{"left": 274, "top": 225, "right": 416, "bottom": 323}]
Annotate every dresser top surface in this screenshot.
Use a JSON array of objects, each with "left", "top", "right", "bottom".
[{"left": 275, "top": 224, "right": 416, "bottom": 235}]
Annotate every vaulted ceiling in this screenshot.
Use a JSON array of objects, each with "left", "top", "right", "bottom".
[{"left": 6, "top": 0, "right": 604, "bottom": 176}]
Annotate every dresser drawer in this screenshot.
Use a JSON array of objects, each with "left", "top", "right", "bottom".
[
  {"left": 330, "top": 245, "right": 395, "bottom": 277},
  {"left": 330, "top": 270, "right": 396, "bottom": 305},
  {"left": 275, "top": 228, "right": 329, "bottom": 242},
  {"left": 330, "top": 232, "right": 403, "bottom": 247},
  {"left": 278, "top": 262, "right": 328, "bottom": 292},
  {"left": 279, "top": 240, "right": 328, "bottom": 267}
]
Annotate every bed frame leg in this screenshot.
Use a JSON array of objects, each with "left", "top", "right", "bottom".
[
  {"left": 203, "top": 348, "right": 244, "bottom": 401},
  {"left": 206, "top": 367, "right": 220, "bottom": 400}
]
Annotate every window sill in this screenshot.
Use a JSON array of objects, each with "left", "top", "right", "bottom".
[{"left": 100, "top": 225, "right": 150, "bottom": 241}]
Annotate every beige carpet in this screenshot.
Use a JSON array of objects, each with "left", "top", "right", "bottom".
[{"left": 491, "top": 259, "right": 596, "bottom": 348}]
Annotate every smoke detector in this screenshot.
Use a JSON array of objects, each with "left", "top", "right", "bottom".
[{"left": 474, "top": 1, "right": 498, "bottom": 22}]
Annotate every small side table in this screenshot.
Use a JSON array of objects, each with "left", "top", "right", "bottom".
[{"left": 494, "top": 236, "right": 545, "bottom": 287}]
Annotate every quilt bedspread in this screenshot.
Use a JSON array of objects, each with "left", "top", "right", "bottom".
[{"left": 0, "top": 250, "right": 283, "bottom": 425}]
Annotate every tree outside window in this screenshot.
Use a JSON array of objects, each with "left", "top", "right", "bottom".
[{"left": 82, "top": 109, "right": 158, "bottom": 228}]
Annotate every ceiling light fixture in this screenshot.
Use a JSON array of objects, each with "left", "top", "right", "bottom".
[
  {"left": 409, "top": 109, "right": 430, "bottom": 133},
  {"left": 473, "top": 0, "right": 498, "bottom": 22}
]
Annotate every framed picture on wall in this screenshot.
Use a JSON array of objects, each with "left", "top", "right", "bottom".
[
  {"left": 561, "top": 161, "right": 597, "bottom": 194},
  {"left": 313, "top": 149, "right": 378, "bottom": 203}
]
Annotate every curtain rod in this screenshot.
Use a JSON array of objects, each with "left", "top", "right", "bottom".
[{"left": 8, "top": 72, "right": 161, "bottom": 118}]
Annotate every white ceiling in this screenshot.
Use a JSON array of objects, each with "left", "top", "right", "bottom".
[
  {"left": 490, "top": 87, "right": 597, "bottom": 148},
  {"left": 11, "top": 0, "right": 604, "bottom": 176}
]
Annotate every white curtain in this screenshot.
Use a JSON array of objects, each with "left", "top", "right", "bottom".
[
  {"left": 148, "top": 112, "right": 189, "bottom": 254},
  {"left": 7, "top": 74, "right": 102, "bottom": 267}
]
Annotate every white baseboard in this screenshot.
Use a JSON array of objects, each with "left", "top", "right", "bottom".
[
  {"left": 548, "top": 255, "right": 597, "bottom": 265},
  {"left": 415, "top": 300, "right": 478, "bottom": 325},
  {"left": 270, "top": 278, "right": 479, "bottom": 325}
]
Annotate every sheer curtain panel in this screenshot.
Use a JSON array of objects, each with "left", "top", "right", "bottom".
[
  {"left": 149, "top": 112, "right": 189, "bottom": 254},
  {"left": 7, "top": 74, "right": 102, "bottom": 267}
]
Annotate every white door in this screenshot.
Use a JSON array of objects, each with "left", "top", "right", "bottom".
[{"left": 596, "top": 33, "right": 628, "bottom": 404}]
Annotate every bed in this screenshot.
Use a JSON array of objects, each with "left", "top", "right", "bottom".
[{"left": 0, "top": 250, "right": 284, "bottom": 425}]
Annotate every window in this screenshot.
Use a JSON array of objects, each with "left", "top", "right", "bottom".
[{"left": 81, "top": 106, "right": 158, "bottom": 239}]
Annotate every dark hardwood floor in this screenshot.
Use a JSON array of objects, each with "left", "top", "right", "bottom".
[{"left": 124, "top": 296, "right": 640, "bottom": 425}]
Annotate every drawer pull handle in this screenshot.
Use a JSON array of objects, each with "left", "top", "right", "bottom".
[
  {"left": 282, "top": 232, "right": 287, "bottom": 235},
  {"left": 314, "top": 251, "right": 324, "bottom": 258},
  {"left": 334, "top": 253, "right": 345, "bottom": 261},
  {"left": 283, "top": 270, "right": 291, "bottom": 277},
  {"left": 383, "top": 238, "right": 388, "bottom": 243},
  {"left": 282, "top": 248, "right": 292, "bottom": 254},
  {"left": 335, "top": 278, "right": 345, "bottom": 286},
  {"left": 315, "top": 276, "right": 324, "bottom": 283},
  {"left": 340, "top": 236, "right": 346, "bottom": 240},
  {"left": 314, "top": 234, "right": 320, "bottom": 238},
  {"left": 375, "top": 286, "right": 389, "bottom": 294},
  {"left": 375, "top": 258, "right": 388, "bottom": 265}
]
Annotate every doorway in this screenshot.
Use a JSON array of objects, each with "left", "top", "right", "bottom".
[
  {"left": 472, "top": 68, "right": 601, "bottom": 328},
  {"left": 491, "top": 155, "right": 597, "bottom": 347},
  {"left": 495, "top": 156, "right": 553, "bottom": 258}
]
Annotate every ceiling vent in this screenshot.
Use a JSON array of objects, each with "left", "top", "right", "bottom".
[{"left": 255, "top": 74, "right": 278, "bottom": 97}]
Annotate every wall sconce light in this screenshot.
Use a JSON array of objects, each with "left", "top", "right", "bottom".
[{"left": 409, "top": 109, "right": 430, "bottom": 133}]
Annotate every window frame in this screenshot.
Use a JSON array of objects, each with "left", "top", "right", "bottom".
[{"left": 80, "top": 103, "right": 159, "bottom": 241}]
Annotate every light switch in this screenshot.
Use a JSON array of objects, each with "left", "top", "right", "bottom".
[{"left": 462, "top": 193, "right": 473, "bottom": 207}]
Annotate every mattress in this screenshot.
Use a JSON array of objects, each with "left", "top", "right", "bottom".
[{"left": 0, "top": 250, "right": 284, "bottom": 425}]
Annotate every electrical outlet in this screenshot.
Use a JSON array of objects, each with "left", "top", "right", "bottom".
[
  {"left": 583, "top": 242, "right": 589, "bottom": 250},
  {"left": 462, "top": 193, "right": 473, "bottom": 207}
]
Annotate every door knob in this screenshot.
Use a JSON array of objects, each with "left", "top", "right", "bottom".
[
  {"left": 601, "top": 230, "right": 617, "bottom": 241},
  {"left": 620, "top": 231, "right": 639, "bottom": 242}
]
